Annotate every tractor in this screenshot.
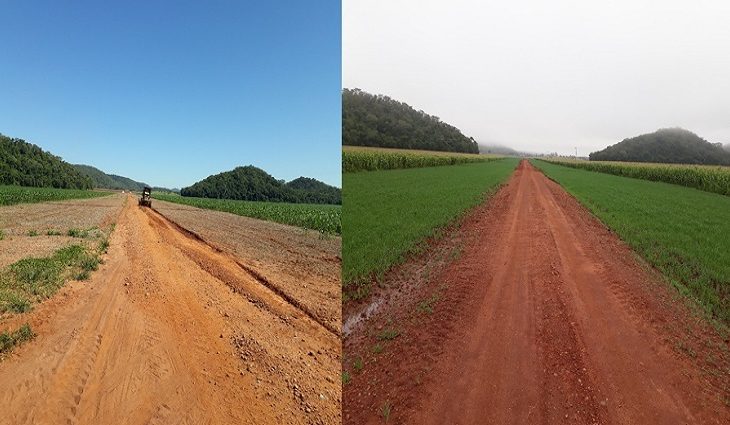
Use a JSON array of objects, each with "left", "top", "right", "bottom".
[{"left": 139, "top": 186, "right": 152, "bottom": 207}]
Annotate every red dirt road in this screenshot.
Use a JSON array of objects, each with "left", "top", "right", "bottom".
[
  {"left": 343, "top": 160, "right": 729, "bottom": 424},
  {"left": 0, "top": 196, "right": 340, "bottom": 425}
]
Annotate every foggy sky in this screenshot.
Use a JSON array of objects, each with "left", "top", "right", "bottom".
[{"left": 343, "top": 0, "right": 730, "bottom": 155}]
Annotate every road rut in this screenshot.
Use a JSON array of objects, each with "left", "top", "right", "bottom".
[
  {"left": 344, "top": 160, "right": 729, "bottom": 424},
  {"left": 0, "top": 196, "right": 340, "bottom": 425}
]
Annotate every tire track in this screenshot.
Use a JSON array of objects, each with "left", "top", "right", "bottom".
[
  {"left": 0, "top": 193, "right": 340, "bottom": 424},
  {"left": 344, "top": 160, "right": 729, "bottom": 424},
  {"left": 147, "top": 206, "right": 340, "bottom": 336}
]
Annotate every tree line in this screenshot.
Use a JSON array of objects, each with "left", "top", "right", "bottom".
[
  {"left": 180, "top": 166, "right": 341, "bottom": 205},
  {"left": 0, "top": 134, "right": 93, "bottom": 189},
  {"left": 590, "top": 128, "right": 730, "bottom": 165},
  {"left": 343, "top": 88, "right": 479, "bottom": 154}
]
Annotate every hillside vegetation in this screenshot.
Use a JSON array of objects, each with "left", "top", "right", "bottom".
[
  {"left": 590, "top": 128, "right": 730, "bottom": 165},
  {"left": 0, "top": 134, "right": 92, "bottom": 189},
  {"left": 342, "top": 88, "right": 479, "bottom": 153},
  {"left": 73, "top": 164, "right": 148, "bottom": 191},
  {"left": 180, "top": 166, "right": 341, "bottom": 205}
]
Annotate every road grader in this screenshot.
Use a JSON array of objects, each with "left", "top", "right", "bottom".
[{"left": 139, "top": 186, "right": 152, "bottom": 207}]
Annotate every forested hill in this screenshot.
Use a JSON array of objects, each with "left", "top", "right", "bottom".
[
  {"left": 590, "top": 128, "right": 730, "bottom": 165},
  {"left": 342, "top": 88, "right": 479, "bottom": 153},
  {"left": 180, "top": 166, "right": 341, "bottom": 204},
  {"left": 0, "top": 134, "right": 93, "bottom": 189},
  {"left": 72, "top": 164, "right": 148, "bottom": 191}
]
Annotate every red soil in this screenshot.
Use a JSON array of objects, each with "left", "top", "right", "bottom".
[{"left": 343, "top": 160, "right": 729, "bottom": 424}]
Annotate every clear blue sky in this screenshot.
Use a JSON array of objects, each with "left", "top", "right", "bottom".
[{"left": 0, "top": 0, "right": 341, "bottom": 188}]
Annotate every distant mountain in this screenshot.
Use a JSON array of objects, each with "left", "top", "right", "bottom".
[
  {"left": 590, "top": 128, "right": 730, "bottom": 165},
  {"left": 152, "top": 186, "right": 180, "bottom": 194},
  {"left": 343, "top": 88, "right": 479, "bottom": 154},
  {"left": 73, "top": 164, "right": 148, "bottom": 191},
  {"left": 478, "top": 144, "right": 534, "bottom": 157},
  {"left": 180, "top": 166, "right": 341, "bottom": 205},
  {"left": 0, "top": 134, "right": 93, "bottom": 189},
  {"left": 285, "top": 177, "right": 341, "bottom": 204}
]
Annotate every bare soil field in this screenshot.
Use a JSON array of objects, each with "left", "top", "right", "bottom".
[
  {"left": 0, "top": 194, "right": 122, "bottom": 268},
  {"left": 0, "top": 194, "right": 340, "bottom": 425},
  {"left": 153, "top": 199, "right": 342, "bottom": 334},
  {"left": 343, "top": 160, "right": 730, "bottom": 424}
]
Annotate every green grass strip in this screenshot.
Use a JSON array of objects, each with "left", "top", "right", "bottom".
[
  {"left": 0, "top": 185, "right": 109, "bottom": 206},
  {"left": 343, "top": 158, "right": 519, "bottom": 299},
  {"left": 532, "top": 159, "right": 730, "bottom": 326},
  {"left": 0, "top": 243, "right": 103, "bottom": 314},
  {"left": 154, "top": 193, "right": 341, "bottom": 235},
  {"left": 0, "top": 323, "right": 35, "bottom": 355}
]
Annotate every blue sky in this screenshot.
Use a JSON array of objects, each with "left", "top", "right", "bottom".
[{"left": 0, "top": 0, "right": 341, "bottom": 188}]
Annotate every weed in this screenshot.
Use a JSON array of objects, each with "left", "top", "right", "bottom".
[
  {"left": 0, "top": 289, "right": 31, "bottom": 314},
  {"left": 55, "top": 245, "right": 86, "bottom": 265},
  {"left": 677, "top": 340, "right": 697, "bottom": 358},
  {"left": 353, "top": 357, "right": 364, "bottom": 373},
  {"left": 342, "top": 371, "right": 351, "bottom": 385},
  {"left": 381, "top": 400, "right": 392, "bottom": 422},
  {"left": 345, "top": 281, "right": 371, "bottom": 302},
  {"left": 10, "top": 257, "right": 63, "bottom": 295},
  {"left": 1, "top": 244, "right": 101, "bottom": 312},
  {"left": 80, "top": 255, "right": 99, "bottom": 272},
  {"left": 0, "top": 323, "right": 35, "bottom": 354},
  {"left": 372, "top": 343, "right": 384, "bottom": 354},
  {"left": 7, "top": 293, "right": 31, "bottom": 313},
  {"left": 449, "top": 245, "right": 463, "bottom": 260},
  {"left": 67, "top": 228, "right": 89, "bottom": 238},
  {"left": 377, "top": 329, "right": 400, "bottom": 341},
  {"left": 417, "top": 294, "right": 440, "bottom": 314},
  {"left": 98, "top": 238, "right": 110, "bottom": 254}
]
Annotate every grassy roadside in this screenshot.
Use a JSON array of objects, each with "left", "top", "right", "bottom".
[
  {"left": 154, "top": 193, "right": 341, "bottom": 235},
  {"left": 0, "top": 225, "right": 112, "bottom": 357},
  {"left": 0, "top": 239, "right": 107, "bottom": 314},
  {"left": 0, "top": 185, "right": 109, "bottom": 206},
  {"left": 343, "top": 158, "right": 519, "bottom": 301},
  {"left": 532, "top": 159, "right": 730, "bottom": 326},
  {"left": 0, "top": 324, "right": 35, "bottom": 356}
]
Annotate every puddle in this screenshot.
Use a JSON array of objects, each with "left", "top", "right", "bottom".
[{"left": 342, "top": 297, "right": 383, "bottom": 337}]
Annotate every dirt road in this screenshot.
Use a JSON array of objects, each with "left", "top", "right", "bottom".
[
  {"left": 343, "top": 160, "right": 729, "bottom": 424},
  {"left": 0, "top": 195, "right": 340, "bottom": 425}
]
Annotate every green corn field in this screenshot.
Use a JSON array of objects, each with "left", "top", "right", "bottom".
[
  {"left": 343, "top": 146, "right": 500, "bottom": 172},
  {"left": 0, "top": 185, "right": 109, "bottom": 206},
  {"left": 154, "top": 193, "right": 342, "bottom": 235},
  {"left": 540, "top": 159, "right": 730, "bottom": 196}
]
